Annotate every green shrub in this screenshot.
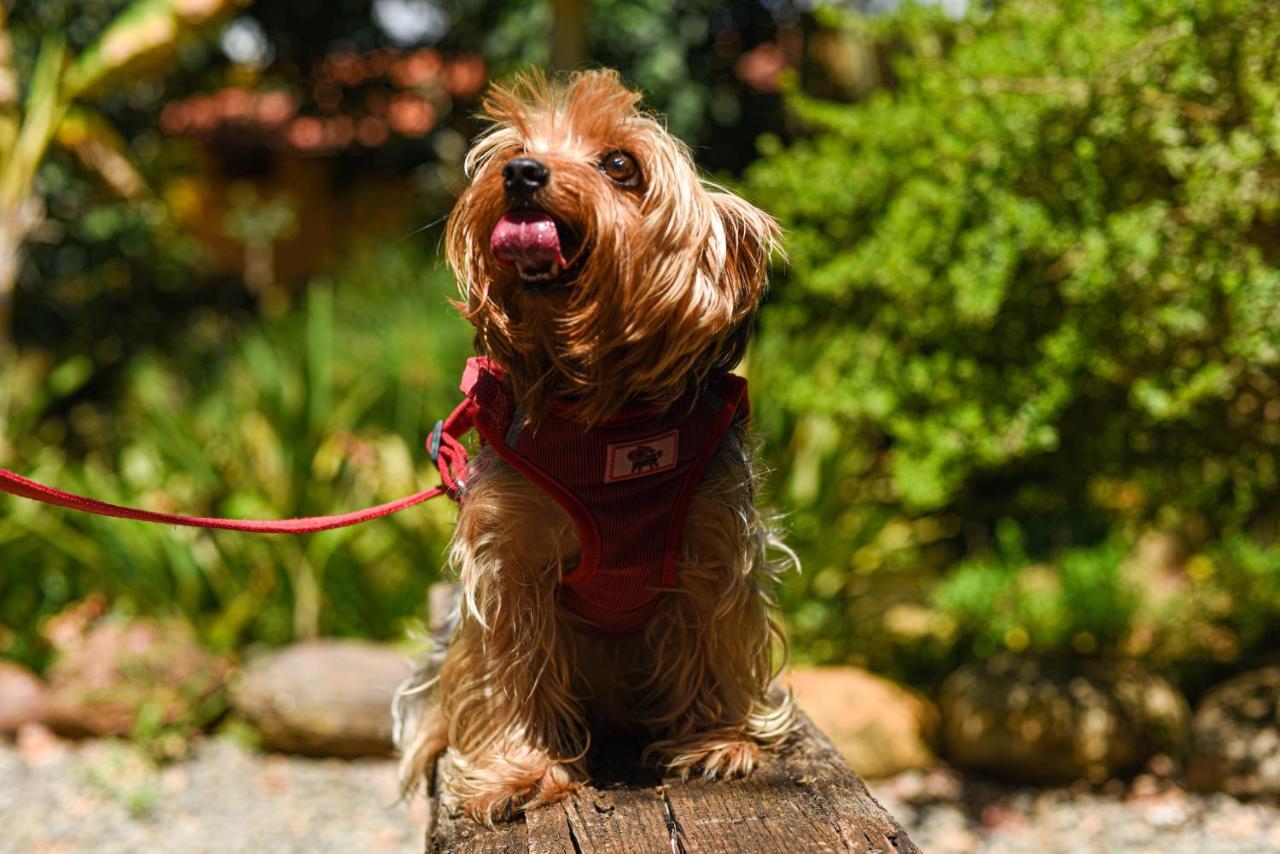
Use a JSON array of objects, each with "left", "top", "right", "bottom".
[
  {"left": 933, "top": 527, "right": 1136, "bottom": 660},
  {"left": 747, "top": 0, "right": 1280, "bottom": 673},
  {"left": 1140, "top": 535, "right": 1280, "bottom": 689},
  {"left": 0, "top": 242, "right": 473, "bottom": 669},
  {"left": 880, "top": 526, "right": 1280, "bottom": 688},
  {"left": 1203, "top": 536, "right": 1280, "bottom": 656}
]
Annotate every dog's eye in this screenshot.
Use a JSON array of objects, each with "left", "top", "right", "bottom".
[{"left": 600, "top": 150, "right": 640, "bottom": 186}]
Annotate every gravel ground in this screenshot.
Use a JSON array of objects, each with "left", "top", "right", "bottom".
[
  {"left": 0, "top": 727, "right": 426, "bottom": 854},
  {"left": 870, "top": 766, "right": 1280, "bottom": 853},
  {"left": 3, "top": 728, "right": 1279, "bottom": 853}
]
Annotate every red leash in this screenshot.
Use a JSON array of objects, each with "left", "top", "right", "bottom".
[{"left": 0, "top": 397, "right": 476, "bottom": 534}]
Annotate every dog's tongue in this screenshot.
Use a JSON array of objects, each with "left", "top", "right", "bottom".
[{"left": 490, "top": 212, "right": 567, "bottom": 270}]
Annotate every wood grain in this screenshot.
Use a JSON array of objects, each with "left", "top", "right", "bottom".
[{"left": 428, "top": 712, "right": 919, "bottom": 853}]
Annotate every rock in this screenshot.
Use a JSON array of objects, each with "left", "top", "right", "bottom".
[
  {"left": 40, "top": 593, "right": 108, "bottom": 651},
  {"left": 0, "top": 660, "right": 47, "bottom": 733},
  {"left": 939, "top": 654, "right": 1189, "bottom": 784},
  {"left": 15, "top": 722, "right": 64, "bottom": 765},
  {"left": 785, "top": 666, "right": 939, "bottom": 778},
  {"left": 43, "top": 618, "right": 231, "bottom": 740},
  {"left": 231, "top": 639, "right": 412, "bottom": 757},
  {"left": 1186, "top": 667, "right": 1280, "bottom": 796}
]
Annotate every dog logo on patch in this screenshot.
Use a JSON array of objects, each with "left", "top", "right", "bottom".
[
  {"left": 627, "top": 445, "right": 662, "bottom": 473},
  {"left": 605, "top": 431, "right": 678, "bottom": 483}
]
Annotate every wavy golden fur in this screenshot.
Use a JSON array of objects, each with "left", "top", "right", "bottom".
[
  {"left": 395, "top": 69, "right": 795, "bottom": 825},
  {"left": 445, "top": 68, "right": 780, "bottom": 424}
]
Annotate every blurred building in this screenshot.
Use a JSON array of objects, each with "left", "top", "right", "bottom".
[{"left": 157, "top": 47, "right": 485, "bottom": 292}]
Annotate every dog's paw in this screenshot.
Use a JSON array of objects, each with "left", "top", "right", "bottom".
[
  {"left": 462, "top": 783, "right": 534, "bottom": 826},
  {"left": 460, "top": 761, "right": 581, "bottom": 826},
  {"left": 650, "top": 732, "right": 761, "bottom": 782}
]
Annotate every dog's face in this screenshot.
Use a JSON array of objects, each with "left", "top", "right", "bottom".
[{"left": 446, "top": 70, "right": 779, "bottom": 423}]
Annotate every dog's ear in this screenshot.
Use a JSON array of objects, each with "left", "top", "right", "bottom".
[
  {"left": 703, "top": 191, "right": 780, "bottom": 371},
  {"left": 706, "top": 191, "right": 781, "bottom": 313}
]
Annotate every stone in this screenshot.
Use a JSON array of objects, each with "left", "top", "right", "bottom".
[
  {"left": 784, "top": 666, "right": 939, "bottom": 778},
  {"left": 939, "top": 654, "right": 1189, "bottom": 784},
  {"left": 231, "top": 639, "right": 412, "bottom": 757},
  {"left": 43, "top": 618, "right": 231, "bottom": 739},
  {"left": 15, "top": 722, "right": 64, "bottom": 765},
  {"left": 0, "top": 660, "right": 47, "bottom": 733},
  {"left": 1186, "top": 667, "right": 1280, "bottom": 796}
]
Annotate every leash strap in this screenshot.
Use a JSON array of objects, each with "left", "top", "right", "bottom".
[{"left": 0, "top": 399, "right": 475, "bottom": 535}]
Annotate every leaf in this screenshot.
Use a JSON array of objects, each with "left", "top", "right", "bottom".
[
  {"left": 306, "top": 283, "right": 335, "bottom": 436},
  {"left": 55, "top": 106, "right": 148, "bottom": 199},
  {"left": 0, "top": 8, "right": 19, "bottom": 158},
  {"left": 0, "top": 35, "right": 67, "bottom": 209},
  {"left": 63, "top": 0, "right": 242, "bottom": 100}
]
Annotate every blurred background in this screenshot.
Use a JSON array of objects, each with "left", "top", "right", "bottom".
[{"left": 2, "top": 0, "right": 1280, "bottom": 850}]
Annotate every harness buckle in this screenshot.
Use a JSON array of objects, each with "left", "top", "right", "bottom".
[{"left": 428, "top": 420, "right": 444, "bottom": 461}]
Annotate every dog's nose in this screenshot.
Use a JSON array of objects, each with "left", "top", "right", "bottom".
[{"left": 503, "top": 157, "right": 549, "bottom": 197}]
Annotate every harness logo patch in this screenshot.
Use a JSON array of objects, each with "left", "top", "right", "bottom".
[{"left": 605, "top": 431, "right": 679, "bottom": 483}]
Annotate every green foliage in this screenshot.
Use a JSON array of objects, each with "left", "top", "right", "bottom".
[
  {"left": 934, "top": 529, "right": 1136, "bottom": 660},
  {"left": 1150, "top": 536, "right": 1280, "bottom": 679},
  {"left": 0, "top": 0, "right": 238, "bottom": 216},
  {"left": 0, "top": 241, "right": 473, "bottom": 669},
  {"left": 747, "top": 0, "right": 1280, "bottom": 673},
  {"left": 25, "top": 152, "right": 208, "bottom": 361},
  {"left": 440, "top": 0, "right": 795, "bottom": 171},
  {"left": 4, "top": 0, "right": 250, "bottom": 429},
  {"left": 867, "top": 527, "right": 1280, "bottom": 685}
]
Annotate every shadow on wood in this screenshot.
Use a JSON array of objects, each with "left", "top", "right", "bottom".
[{"left": 427, "top": 712, "right": 920, "bottom": 853}]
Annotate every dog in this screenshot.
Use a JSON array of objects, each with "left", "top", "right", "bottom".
[{"left": 394, "top": 68, "right": 796, "bottom": 825}]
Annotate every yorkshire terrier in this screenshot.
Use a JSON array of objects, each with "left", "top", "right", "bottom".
[{"left": 395, "top": 69, "right": 795, "bottom": 825}]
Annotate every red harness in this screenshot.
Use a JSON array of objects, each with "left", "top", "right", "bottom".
[
  {"left": 455, "top": 358, "right": 748, "bottom": 635},
  {"left": 0, "top": 358, "right": 748, "bottom": 636}
]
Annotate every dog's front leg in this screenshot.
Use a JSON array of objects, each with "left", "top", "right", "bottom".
[
  {"left": 437, "top": 456, "right": 588, "bottom": 825},
  {"left": 438, "top": 620, "right": 585, "bottom": 825},
  {"left": 639, "top": 455, "right": 796, "bottom": 780}
]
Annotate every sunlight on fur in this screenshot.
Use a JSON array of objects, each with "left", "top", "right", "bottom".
[{"left": 393, "top": 68, "right": 797, "bottom": 827}]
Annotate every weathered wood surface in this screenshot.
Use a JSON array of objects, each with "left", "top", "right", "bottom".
[{"left": 427, "top": 713, "right": 920, "bottom": 853}]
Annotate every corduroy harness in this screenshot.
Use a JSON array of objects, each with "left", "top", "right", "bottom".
[
  {"left": 454, "top": 357, "right": 749, "bottom": 636},
  {"left": 0, "top": 358, "right": 749, "bottom": 636}
]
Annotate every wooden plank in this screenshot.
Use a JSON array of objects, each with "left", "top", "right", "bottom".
[
  {"left": 429, "top": 754, "right": 529, "bottom": 853},
  {"left": 526, "top": 783, "right": 673, "bottom": 854},
  {"left": 780, "top": 719, "right": 919, "bottom": 853},
  {"left": 658, "top": 715, "right": 917, "bottom": 853},
  {"left": 523, "top": 806, "right": 574, "bottom": 854},
  {"left": 659, "top": 756, "right": 850, "bottom": 852},
  {"left": 429, "top": 712, "right": 919, "bottom": 853}
]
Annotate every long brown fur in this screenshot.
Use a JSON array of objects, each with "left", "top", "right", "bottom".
[{"left": 395, "top": 69, "right": 796, "bottom": 826}]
